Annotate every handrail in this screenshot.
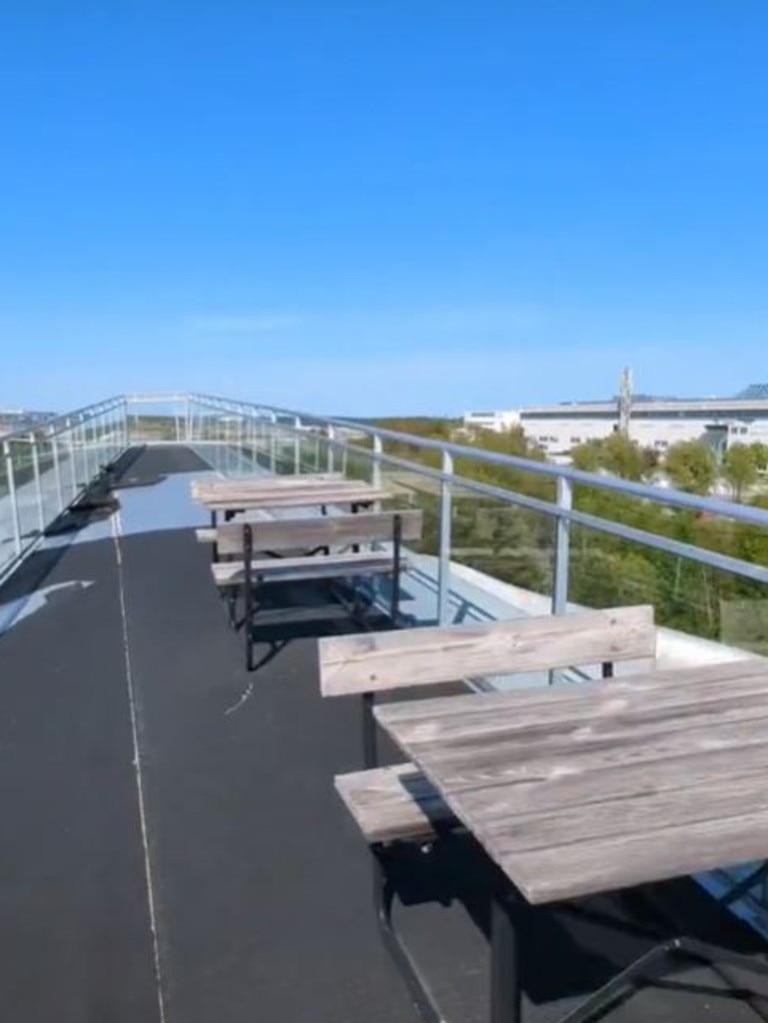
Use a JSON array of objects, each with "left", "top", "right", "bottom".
[
  {"left": 189, "top": 392, "right": 768, "bottom": 530},
  {"left": 1, "top": 395, "right": 126, "bottom": 444}
]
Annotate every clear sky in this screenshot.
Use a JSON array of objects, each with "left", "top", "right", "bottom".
[{"left": 2, "top": 2, "right": 767, "bottom": 414}]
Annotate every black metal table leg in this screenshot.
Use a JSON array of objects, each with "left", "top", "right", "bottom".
[
  {"left": 491, "top": 895, "right": 522, "bottom": 1023},
  {"left": 211, "top": 509, "right": 219, "bottom": 562},
  {"left": 244, "top": 523, "right": 254, "bottom": 671},
  {"left": 390, "top": 513, "right": 403, "bottom": 626},
  {"left": 373, "top": 847, "right": 443, "bottom": 1023},
  {"left": 362, "top": 691, "right": 377, "bottom": 769}
]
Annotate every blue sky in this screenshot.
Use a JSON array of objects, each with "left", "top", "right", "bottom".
[{"left": 1, "top": 2, "right": 767, "bottom": 414}]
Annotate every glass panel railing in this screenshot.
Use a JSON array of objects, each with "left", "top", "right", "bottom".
[
  {"left": 0, "top": 448, "right": 16, "bottom": 577},
  {"left": 7, "top": 438, "right": 42, "bottom": 547},
  {"left": 449, "top": 482, "right": 555, "bottom": 612},
  {"left": 0, "top": 399, "right": 128, "bottom": 581}
]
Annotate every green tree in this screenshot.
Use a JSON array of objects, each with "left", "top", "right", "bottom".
[
  {"left": 571, "top": 434, "right": 656, "bottom": 480},
  {"left": 571, "top": 440, "right": 601, "bottom": 472},
  {"left": 664, "top": 440, "right": 717, "bottom": 495},
  {"left": 600, "top": 433, "right": 648, "bottom": 481},
  {"left": 723, "top": 444, "right": 759, "bottom": 501},
  {"left": 750, "top": 442, "right": 768, "bottom": 472}
]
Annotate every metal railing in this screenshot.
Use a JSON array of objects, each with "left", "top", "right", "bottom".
[
  {"left": 0, "top": 396, "right": 128, "bottom": 580},
  {"left": 187, "top": 392, "right": 768, "bottom": 635},
  {"left": 5, "top": 390, "right": 768, "bottom": 642}
]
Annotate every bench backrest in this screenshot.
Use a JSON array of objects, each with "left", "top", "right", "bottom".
[
  {"left": 319, "top": 605, "right": 656, "bottom": 696},
  {"left": 215, "top": 509, "right": 423, "bottom": 557}
]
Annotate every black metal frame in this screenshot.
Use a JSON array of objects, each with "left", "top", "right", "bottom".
[
  {"left": 372, "top": 844, "right": 444, "bottom": 1023},
  {"left": 243, "top": 522, "right": 255, "bottom": 671},
  {"left": 238, "top": 509, "right": 405, "bottom": 673},
  {"left": 494, "top": 886, "right": 768, "bottom": 1023},
  {"left": 372, "top": 847, "right": 768, "bottom": 1023}
]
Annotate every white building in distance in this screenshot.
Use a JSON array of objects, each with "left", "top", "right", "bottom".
[
  {"left": 462, "top": 409, "right": 521, "bottom": 433},
  {"left": 464, "top": 384, "right": 768, "bottom": 458}
]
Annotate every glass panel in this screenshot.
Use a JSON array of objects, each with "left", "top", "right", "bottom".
[
  {"left": 55, "top": 430, "right": 77, "bottom": 509},
  {"left": 8, "top": 438, "right": 41, "bottom": 545},
  {"left": 568, "top": 511, "right": 768, "bottom": 651},
  {"left": 0, "top": 447, "right": 15, "bottom": 576},
  {"left": 376, "top": 453, "right": 440, "bottom": 626},
  {"left": 449, "top": 478, "right": 556, "bottom": 621},
  {"left": 35, "top": 437, "right": 59, "bottom": 527}
]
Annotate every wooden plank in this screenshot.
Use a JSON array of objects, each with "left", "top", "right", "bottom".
[
  {"left": 211, "top": 551, "right": 406, "bottom": 586},
  {"left": 192, "top": 479, "right": 361, "bottom": 501},
  {"left": 373, "top": 658, "right": 768, "bottom": 728},
  {"left": 192, "top": 478, "right": 376, "bottom": 495},
  {"left": 212, "top": 510, "right": 423, "bottom": 556},
  {"left": 412, "top": 739, "right": 768, "bottom": 822},
  {"left": 376, "top": 667, "right": 768, "bottom": 751},
  {"left": 200, "top": 486, "right": 391, "bottom": 511},
  {"left": 496, "top": 809, "right": 768, "bottom": 904},
  {"left": 191, "top": 472, "right": 344, "bottom": 498},
  {"left": 334, "top": 765, "right": 454, "bottom": 843},
  {"left": 473, "top": 767, "right": 768, "bottom": 853},
  {"left": 319, "top": 606, "right": 656, "bottom": 696},
  {"left": 409, "top": 706, "right": 768, "bottom": 795}
]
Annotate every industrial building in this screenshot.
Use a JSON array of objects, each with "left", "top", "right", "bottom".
[{"left": 464, "top": 381, "right": 768, "bottom": 457}]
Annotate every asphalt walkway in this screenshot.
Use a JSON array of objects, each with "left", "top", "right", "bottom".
[{"left": 0, "top": 445, "right": 764, "bottom": 1023}]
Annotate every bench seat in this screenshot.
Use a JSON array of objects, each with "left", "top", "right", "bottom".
[
  {"left": 335, "top": 764, "right": 455, "bottom": 844},
  {"left": 212, "top": 551, "right": 409, "bottom": 587}
]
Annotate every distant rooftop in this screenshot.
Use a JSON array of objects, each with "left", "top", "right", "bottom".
[
  {"left": 561, "top": 385, "right": 768, "bottom": 407},
  {"left": 0, "top": 408, "right": 56, "bottom": 434},
  {"left": 735, "top": 384, "right": 768, "bottom": 400}
]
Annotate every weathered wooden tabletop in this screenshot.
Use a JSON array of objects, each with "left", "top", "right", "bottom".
[
  {"left": 192, "top": 480, "right": 390, "bottom": 511},
  {"left": 375, "top": 659, "right": 768, "bottom": 905},
  {"left": 190, "top": 472, "right": 344, "bottom": 500}
]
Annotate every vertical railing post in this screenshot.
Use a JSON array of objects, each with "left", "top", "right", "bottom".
[
  {"left": 83, "top": 417, "right": 93, "bottom": 483},
  {"left": 372, "top": 434, "right": 382, "bottom": 512},
  {"left": 269, "top": 413, "right": 277, "bottom": 474},
  {"left": 294, "top": 416, "right": 301, "bottom": 475},
  {"left": 30, "top": 435, "right": 45, "bottom": 534},
  {"left": 552, "top": 475, "right": 572, "bottom": 616},
  {"left": 52, "top": 433, "right": 64, "bottom": 512},
  {"left": 326, "top": 425, "right": 334, "bottom": 474},
  {"left": 372, "top": 434, "right": 382, "bottom": 491},
  {"left": 437, "top": 450, "right": 453, "bottom": 626},
  {"left": 68, "top": 423, "right": 78, "bottom": 497},
  {"left": 3, "top": 441, "right": 22, "bottom": 556}
]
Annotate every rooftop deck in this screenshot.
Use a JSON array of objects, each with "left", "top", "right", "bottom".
[{"left": 1, "top": 445, "right": 767, "bottom": 1023}]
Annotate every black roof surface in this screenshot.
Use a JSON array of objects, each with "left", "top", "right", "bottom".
[{"left": 0, "top": 445, "right": 765, "bottom": 1023}]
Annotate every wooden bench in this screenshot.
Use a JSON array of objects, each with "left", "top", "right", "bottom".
[
  {"left": 211, "top": 510, "right": 423, "bottom": 669},
  {"left": 320, "top": 605, "right": 657, "bottom": 844}
]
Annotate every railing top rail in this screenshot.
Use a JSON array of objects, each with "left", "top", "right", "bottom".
[
  {"left": 189, "top": 392, "right": 768, "bottom": 531},
  {"left": 1, "top": 395, "right": 126, "bottom": 445}
]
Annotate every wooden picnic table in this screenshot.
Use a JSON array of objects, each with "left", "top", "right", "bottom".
[
  {"left": 190, "top": 472, "right": 344, "bottom": 500},
  {"left": 376, "top": 657, "right": 768, "bottom": 906},
  {"left": 192, "top": 480, "right": 391, "bottom": 514},
  {"left": 374, "top": 657, "right": 768, "bottom": 1021}
]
